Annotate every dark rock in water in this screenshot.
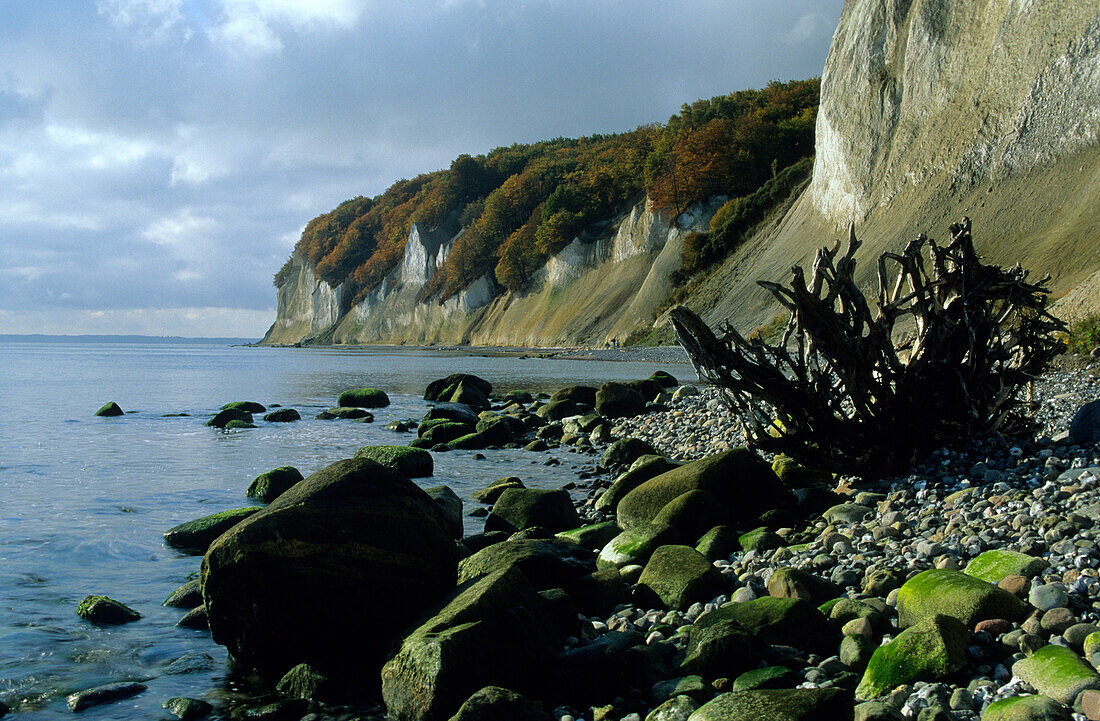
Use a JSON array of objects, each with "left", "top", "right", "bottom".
[
  {"left": 472, "top": 477, "right": 525, "bottom": 505},
  {"left": 164, "top": 507, "right": 260, "bottom": 554},
  {"left": 475, "top": 414, "right": 518, "bottom": 444},
  {"left": 595, "top": 382, "right": 647, "bottom": 418},
  {"left": 221, "top": 401, "right": 266, "bottom": 413},
  {"left": 425, "top": 374, "right": 493, "bottom": 402},
  {"left": 246, "top": 466, "right": 304, "bottom": 503},
  {"left": 224, "top": 419, "right": 256, "bottom": 429},
  {"left": 381, "top": 567, "right": 560, "bottom": 721},
  {"left": 448, "top": 378, "right": 491, "bottom": 410},
  {"left": 486, "top": 488, "right": 580, "bottom": 534},
  {"left": 262, "top": 408, "right": 300, "bottom": 422},
  {"left": 425, "top": 485, "right": 464, "bottom": 539},
  {"left": 648, "top": 370, "right": 679, "bottom": 388},
  {"left": 201, "top": 457, "right": 459, "bottom": 677},
  {"left": 95, "top": 401, "right": 124, "bottom": 417},
  {"left": 163, "top": 578, "right": 203, "bottom": 609},
  {"left": 176, "top": 604, "right": 208, "bottom": 629},
  {"left": 423, "top": 403, "right": 482, "bottom": 426},
  {"left": 163, "top": 696, "right": 213, "bottom": 721},
  {"left": 355, "top": 445, "right": 434, "bottom": 478},
  {"left": 316, "top": 407, "right": 373, "bottom": 420},
  {"left": 524, "top": 440, "right": 549, "bottom": 451},
  {"left": 1070, "top": 399, "right": 1100, "bottom": 444},
  {"left": 549, "top": 385, "right": 598, "bottom": 406},
  {"left": 387, "top": 419, "right": 415, "bottom": 432},
  {"left": 206, "top": 408, "right": 252, "bottom": 428},
  {"left": 690, "top": 688, "right": 853, "bottom": 721},
  {"left": 447, "top": 685, "right": 554, "bottom": 721},
  {"left": 276, "top": 662, "right": 332, "bottom": 701},
  {"left": 66, "top": 682, "right": 147, "bottom": 712},
  {"left": 238, "top": 699, "right": 309, "bottom": 719},
  {"left": 636, "top": 544, "right": 725, "bottom": 611},
  {"left": 457, "top": 539, "right": 594, "bottom": 590},
  {"left": 467, "top": 507, "right": 489, "bottom": 518},
  {"left": 162, "top": 652, "right": 217, "bottom": 675},
  {"left": 447, "top": 431, "right": 491, "bottom": 450},
  {"left": 420, "top": 421, "right": 476, "bottom": 445},
  {"left": 600, "top": 439, "right": 661, "bottom": 473},
  {"left": 338, "top": 387, "right": 390, "bottom": 408},
  {"left": 76, "top": 595, "right": 141, "bottom": 624},
  {"left": 536, "top": 399, "right": 583, "bottom": 421}
]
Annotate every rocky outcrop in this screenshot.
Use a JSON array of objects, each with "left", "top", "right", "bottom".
[{"left": 263, "top": 252, "right": 344, "bottom": 345}]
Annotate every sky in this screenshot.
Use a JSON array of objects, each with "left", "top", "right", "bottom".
[{"left": 0, "top": 0, "right": 844, "bottom": 339}]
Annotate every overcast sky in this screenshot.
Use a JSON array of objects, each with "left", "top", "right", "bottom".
[{"left": 0, "top": 0, "right": 843, "bottom": 338}]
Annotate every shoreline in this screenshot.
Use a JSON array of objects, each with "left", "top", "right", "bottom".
[{"left": 252, "top": 341, "right": 696, "bottom": 365}]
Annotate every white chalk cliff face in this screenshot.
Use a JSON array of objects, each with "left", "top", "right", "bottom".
[
  {"left": 812, "top": 0, "right": 1100, "bottom": 225},
  {"left": 262, "top": 252, "right": 343, "bottom": 344}
]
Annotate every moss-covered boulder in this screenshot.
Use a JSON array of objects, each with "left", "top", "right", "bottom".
[
  {"left": 246, "top": 466, "right": 303, "bottom": 503},
  {"left": 420, "top": 421, "right": 476, "bottom": 445},
  {"left": 556, "top": 521, "right": 620, "bottom": 551},
  {"left": 425, "top": 485, "right": 464, "bottom": 539},
  {"left": 739, "top": 527, "right": 783, "bottom": 552},
  {"left": 457, "top": 539, "right": 593, "bottom": 591},
  {"left": 1012, "top": 644, "right": 1100, "bottom": 705},
  {"left": 617, "top": 448, "right": 787, "bottom": 531},
  {"left": 549, "top": 385, "right": 597, "bottom": 406},
  {"left": 964, "top": 549, "right": 1049, "bottom": 584},
  {"left": 425, "top": 374, "right": 493, "bottom": 402},
  {"left": 316, "top": 407, "right": 373, "bottom": 420},
  {"left": 263, "top": 408, "right": 301, "bottom": 422},
  {"left": 981, "top": 695, "right": 1071, "bottom": 721},
  {"left": 276, "top": 663, "right": 332, "bottom": 701},
  {"left": 163, "top": 579, "right": 202, "bottom": 609},
  {"left": 95, "top": 401, "right": 124, "bottom": 417},
  {"left": 447, "top": 686, "right": 554, "bottom": 721},
  {"left": 597, "top": 523, "right": 678, "bottom": 570},
  {"left": 205, "top": 408, "right": 252, "bottom": 427},
  {"left": 595, "top": 455, "right": 678, "bottom": 512},
  {"left": 696, "top": 525, "right": 741, "bottom": 562},
  {"left": 355, "top": 444, "right": 434, "bottom": 478},
  {"left": 475, "top": 415, "right": 518, "bottom": 444},
  {"left": 224, "top": 419, "right": 256, "bottom": 429},
  {"left": 201, "top": 458, "right": 459, "bottom": 677},
  {"left": 448, "top": 431, "right": 491, "bottom": 450},
  {"left": 767, "top": 567, "right": 840, "bottom": 604},
  {"left": 472, "top": 477, "right": 525, "bottom": 504},
  {"left": 688, "top": 688, "right": 852, "bottom": 721},
  {"left": 652, "top": 490, "right": 728, "bottom": 542},
  {"left": 600, "top": 441, "right": 663, "bottom": 474},
  {"left": 855, "top": 614, "right": 969, "bottom": 701},
  {"left": 648, "top": 370, "right": 679, "bottom": 388},
  {"left": 337, "top": 387, "right": 390, "bottom": 408},
  {"left": 164, "top": 507, "right": 260, "bottom": 554},
  {"left": 565, "top": 568, "right": 627, "bottom": 616},
  {"left": 732, "top": 666, "right": 797, "bottom": 691},
  {"left": 536, "top": 398, "right": 583, "bottom": 420},
  {"left": 682, "top": 599, "right": 812, "bottom": 677},
  {"left": 486, "top": 488, "right": 580, "bottom": 534},
  {"left": 423, "top": 403, "right": 481, "bottom": 426},
  {"left": 896, "top": 569, "right": 1027, "bottom": 629},
  {"left": 719, "top": 596, "right": 830, "bottom": 648},
  {"left": 595, "top": 381, "right": 647, "bottom": 418},
  {"left": 381, "top": 567, "right": 559, "bottom": 721},
  {"left": 449, "top": 379, "right": 491, "bottom": 410},
  {"left": 163, "top": 696, "right": 214, "bottom": 720},
  {"left": 221, "top": 401, "right": 266, "bottom": 413},
  {"left": 77, "top": 595, "right": 141, "bottom": 624},
  {"left": 637, "top": 545, "right": 724, "bottom": 610},
  {"left": 770, "top": 455, "right": 832, "bottom": 488}
]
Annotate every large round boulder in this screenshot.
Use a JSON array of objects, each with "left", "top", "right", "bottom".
[
  {"left": 616, "top": 448, "right": 787, "bottom": 531},
  {"left": 337, "top": 387, "right": 390, "bottom": 408},
  {"left": 201, "top": 458, "right": 459, "bottom": 677},
  {"left": 486, "top": 488, "right": 580, "bottom": 534},
  {"left": 549, "top": 386, "right": 597, "bottom": 406},
  {"left": 355, "top": 445, "right": 434, "bottom": 478},
  {"left": 425, "top": 374, "right": 493, "bottom": 402},
  {"left": 595, "top": 382, "right": 647, "bottom": 418},
  {"left": 246, "top": 466, "right": 304, "bottom": 503}
]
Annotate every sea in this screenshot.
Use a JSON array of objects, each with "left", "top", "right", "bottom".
[{"left": 0, "top": 338, "right": 691, "bottom": 718}]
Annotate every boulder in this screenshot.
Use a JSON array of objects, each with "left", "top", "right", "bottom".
[
  {"left": 164, "top": 507, "right": 260, "bottom": 554},
  {"left": 423, "top": 403, "right": 482, "bottom": 426},
  {"left": 637, "top": 545, "right": 725, "bottom": 610},
  {"left": 767, "top": 567, "right": 840, "bottom": 604},
  {"left": 964, "top": 549, "right": 1049, "bottom": 584},
  {"left": 652, "top": 490, "right": 728, "bottom": 542},
  {"left": 731, "top": 666, "right": 797, "bottom": 691},
  {"left": 67, "top": 682, "right": 147, "bottom": 712},
  {"left": 595, "top": 382, "right": 647, "bottom": 418},
  {"left": 224, "top": 419, "right": 255, "bottom": 429},
  {"left": 626, "top": 378, "right": 665, "bottom": 402},
  {"left": 475, "top": 415, "right": 518, "bottom": 444},
  {"left": 685, "top": 597, "right": 830, "bottom": 660},
  {"left": 549, "top": 386, "right": 597, "bottom": 406},
  {"left": 738, "top": 527, "right": 783, "bottom": 552},
  {"left": 1012, "top": 644, "right": 1100, "bottom": 705},
  {"left": 1070, "top": 399, "right": 1100, "bottom": 444},
  {"left": 597, "top": 523, "right": 679, "bottom": 570},
  {"left": 449, "top": 379, "right": 492, "bottom": 410},
  {"left": 246, "top": 466, "right": 304, "bottom": 503},
  {"left": 221, "top": 401, "right": 266, "bottom": 413},
  {"left": 421, "top": 421, "right": 476, "bottom": 445},
  {"left": 771, "top": 455, "right": 832, "bottom": 488},
  {"left": 648, "top": 370, "right": 679, "bottom": 388},
  {"left": 896, "top": 569, "right": 1027, "bottom": 629},
  {"left": 447, "top": 432, "right": 491, "bottom": 450},
  {"left": 565, "top": 568, "right": 628, "bottom": 616},
  {"left": 205, "top": 408, "right": 252, "bottom": 428},
  {"left": 162, "top": 696, "right": 214, "bottom": 720},
  {"left": 176, "top": 605, "right": 208, "bottom": 630},
  {"left": 555, "top": 521, "right": 620, "bottom": 551},
  {"left": 599, "top": 444, "right": 666, "bottom": 478},
  {"left": 457, "top": 539, "right": 593, "bottom": 591},
  {"left": 263, "top": 408, "right": 301, "bottom": 422},
  {"left": 276, "top": 663, "right": 332, "bottom": 701},
  {"left": 338, "top": 387, "right": 390, "bottom": 408},
  {"left": 549, "top": 630, "right": 644, "bottom": 707},
  {"left": 381, "top": 567, "right": 559, "bottom": 721},
  {"left": 687, "top": 689, "right": 852, "bottom": 721},
  {"left": 472, "top": 477, "right": 526, "bottom": 504},
  {"left": 316, "top": 407, "right": 373, "bottom": 420},
  {"left": 647, "top": 694, "right": 700, "bottom": 721},
  {"left": 981, "top": 695, "right": 1071, "bottom": 721},
  {"left": 425, "top": 485, "right": 464, "bottom": 539},
  {"left": 95, "top": 401, "right": 124, "bottom": 417},
  {"left": 163, "top": 579, "right": 202, "bottom": 609},
  {"left": 355, "top": 445, "right": 434, "bottom": 477},
  {"left": 201, "top": 458, "right": 459, "bottom": 676},
  {"left": 76, "top": 595, "right": 141, "bottom": 624},
  {"left": 854, "top": 614, "right": 969, "bottom": 701},
  {"left": 617, "top": 449, "right": 787, "bottom": 531},
  {"left": 536, "top": 399, "right": 583, "bottom": 420},
  {"left": 425, "top": 374, "right": 493, "bottom": 403},
  {"left": 447, "top": 686, "right": 554, "bottom": 721},
  {"left": 822, "top": 503, "right": 871, "bottom": 524},
  {"left": 486, "top": 488, "right": 580, "bottom": 534},
  {"left": 652, "top": 676, "right": 713, "bottom": 704},
  {"left": 696, "top": 526, "right": 741, "bottom": 562}
]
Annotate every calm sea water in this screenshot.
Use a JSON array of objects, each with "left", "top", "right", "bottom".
[{"left": 0, "top": 340, "right": 690, "bottom": 718}]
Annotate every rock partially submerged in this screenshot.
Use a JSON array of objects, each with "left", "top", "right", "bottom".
[
  {"left": 246, "top": 466, "right": 304, "bottom": 503},
  {"left": 164, "top": 507, "right": 260, "bottom": 554},
  {"left": 355, "top": 444, "right": 434, "bottom": 477},
  {"left": 338, "top": 387, "right": 391, "bottom": 408},
  {"left": 76, "top": 595, "right": 141, "bottom": 624},
  {"left": 67, "top": 682, "right": 147, "bottom": 712},
  {"left": 94, "top": 401, "right": 124, "bottom": 417}
]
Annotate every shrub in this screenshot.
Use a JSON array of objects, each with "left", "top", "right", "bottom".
[{"left": 1066, "top": 313, "right": 1100, "bottom": 354}]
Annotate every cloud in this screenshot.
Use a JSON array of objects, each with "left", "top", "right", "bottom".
[
  {"left": 783, "top": 12, "right": 829, "bottom": 44},
  {"left": 208, "top": 0, "right": 367, "bottom": 55},
  {"left": 96, "top": 0, "right": 192, "bottom": 44}
]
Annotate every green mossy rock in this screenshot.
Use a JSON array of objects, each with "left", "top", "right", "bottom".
[
  {"left": 201, "top": 458, "right": 459, "bottom": 677},
  {"left": 67, "top": 682, "right": 148, "bottom": 712},
  {"left": 646, "top": 694, "right": 700, "bottom": 721},
  {"left": 896, "top": 569, "right": 1027, "bottom": 629},
  {"left": 176, "top": 605, "right": 208, "bottom": 630},
  {"left": 739, "top": 526, "right": 783, "bottom": 552},
  {"left": 205, "top": 408, "right": 252, "bottom": 427},
  {"left": 550, "top": 385, "right": 598, "bottom": 406},
  {"left": 77, "top": 595, "right": 141, "bottom": 624},
  {"left": 95, "top": 401, "right": 124, "bottom": 417},
  {"left": 696, "top": 525, "right": 740, "bottom": 562},
  {"left": 221, "top": 401, "right": 266, "bottom": 413},
  {"left": 163, "top": 579, "right": 202, "bottom": 609},
  {"left": 556, "top": 521, "right": 620, "bottom": 551},
  {"left": 475, "top": 415, "right": 517, "bottom": 444},
  {"left": 596, "top": 454, "right": 679, "bottom": 512},
  {"left": 1012, "top": 644, "right": 1100, "bottom": 705},
  {"left": 770, "top": 455, "right": 832, "bottom": 488},
  {"left": 964, "top": 549, "right": 1049, "bottom": 583},
  {"left": 472, "top": 477, "right": 526, "bottom": 504},
  {"left": 486, "top": 488, "right": 580, "bottom": 534},
  {"left": 595, "top": 381, "right": 647, "bottom": 418},
  {"left": 536, "top": 398, "right": 583, "bottom": 420},
  {"left": 687, "top": 688, "right": 852, "bottom": 721},
  {"left": 447, "top": 685, "right": 554, "bottom": 721},
  {"left": 981, "top": 695, "right": 1071, "bottom": 721},
  {"left": 355, "top": 445, "right": 434, "bottom": 477},
  {"left": 617, "top": 448, "right": 786, "bottom": 531},
  {"left": 840, "top": 633, "right": 877, "bottom": 669},
  {"left": 457, "top": 539, "right": 593, "bottom": 591},
  {"left": 766, "top": 567, "right": 840, "bottom": 604},
  {"left": 678, "top": 608, "right": 754, "bottom": 679},
  {"left": 164, "top": 507, "right": 260, "bottom": 554},
  {"left": 316, "top": 407, "right": 373, "bottom": 420},
  {"left": 449, "top": 379, "right": 491, "bottom": 410},
  {"left": 425, "top": 485, "right": 464, "bottom": 539},
  {"left": 855, "top": 614, "right": 969, "bottom": 701},
  {"left": 425, "top": 374, "right": 492, "bottom": 402},
  {"left": 276, "top": 663, "right": 332, "bottom": 701},
  {"left": 822, "top": 503, "right": 872, "bottom": 524},
  {"left": 719, "top": 596, "right": 830, "bottom": 647},
  {"left": 448, "top": 432, "right": 490, "bottom": 450},
  {"left": 637, "top": 545, "right": 725, "bottom": 610},
  {"left": 731, "top": 666, "right": 797, "bottom": 691},
  {"left": 597, "top": 523, "right": 678, "bottom": 570},
  {"left": 337, "top": 387, "right": 390, "bottom": 408},
  {"left": 651, "top": 675, "right": 712, "bottom": 704},
  {"left": 246, "top": 466, "right": 304, "bottom": 503},
  {"left": 600, "top": 440, "right": 664, "bottom": 473},
  {"left": 421, "top": 421, "right": 476, "bottom": 445},
  {"left": 263, "top": 408, "right": 301, "bottom": 422},
  {"left": 224, "top": 419, "right": 256, "bottom": 429},
  {"left": 162, "top": 696, "right": 213, "bottom": 720},
  {"left": 653, "top": 490, "right": 728, "bottom": 542},
  {"left": 627, "top": 378, "right": 665, "bottom": 402}
]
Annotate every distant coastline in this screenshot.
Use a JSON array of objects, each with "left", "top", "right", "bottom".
[{"left": 0, "top": 334, "right": 257, "bottom": 345}]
